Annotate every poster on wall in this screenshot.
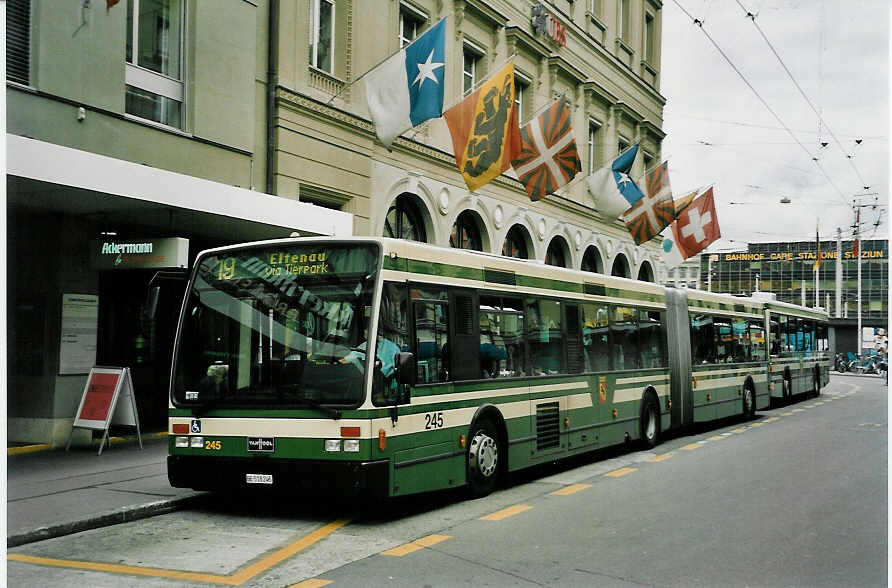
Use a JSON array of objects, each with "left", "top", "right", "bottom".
[{"left": 58, "top": 293, "right": 99, "bottom": 375}]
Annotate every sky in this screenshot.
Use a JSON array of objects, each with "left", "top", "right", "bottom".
[{"left": 660, "top": 0, "right": 889, "bottom": 251}]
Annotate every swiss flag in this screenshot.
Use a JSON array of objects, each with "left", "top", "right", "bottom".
[{"left": 671, "top": 187, "right": 721, "bottom": 259}]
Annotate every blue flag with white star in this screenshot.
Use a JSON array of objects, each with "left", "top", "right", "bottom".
[
  {"left": 586, "top": 143, "right": 645, "bottom": 221},
  {"left": 365, "top": 18, "right": 446, "bottom": 148}
]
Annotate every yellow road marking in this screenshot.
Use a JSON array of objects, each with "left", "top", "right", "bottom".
[
  {"left": 793, "top": 409, "right": 805, "bottom": 412},
  {"left": 8, "top": 519, "right": 349, "bottom": 586},
  {"left": 650, "top": 454, "right": 673, "bottom": 462},
  {"left": 382, "top": 534, "right": 451, "bottom": 557},
  {"left": 782, "top": 412, "right": 793, "bottom": 416},
  {"left": 480, "top": 504, "right": 533, "bottom": 521},
  {"left": 731, "top": 428, "right": 747, "bottom": 433},
  {"left": 605, "top": 467, "right": 637, "bottom": 477},
  {"left": 764, "top": 417, "right": 780, "bottom": 423},
  {"left": 707, "top": 435, "right": 724, "bottom": 441},
  {"left": 680, "top": 443, "right": 701, "bottom": 451},
  {"left": 750, "top": 422, "right": 765, "bottom": 427},
  {"left": 7, "top": 444, "right": 52, "bottom": 456},
  {"left": 288, "top": 580, "right": 333, "bottom": 588},
  {"left": 550, "top": 483, "right": 591, "bottom": 496}
]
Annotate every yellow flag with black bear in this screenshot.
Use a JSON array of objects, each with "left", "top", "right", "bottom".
[{"left": 444, "top": 61, "right": 521, "bottom": 192}]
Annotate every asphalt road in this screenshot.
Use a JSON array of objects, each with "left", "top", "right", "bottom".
[{"left": 8, "top": 374, "right": 887, "bottom": 587}]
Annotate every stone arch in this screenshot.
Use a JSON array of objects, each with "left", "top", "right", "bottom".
[
  {"left": 581, "top": 244, "right": 605, "bottom": 274},
  {"left": 611, "top": 252, "right": 631, "bottom": 278},
  {"left": 636, "top": 259, "right": 655, "bottom": 282}
]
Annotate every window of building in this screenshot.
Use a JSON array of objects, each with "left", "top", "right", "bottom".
[
  {"left": 502, "top": 225, "right": 529, "bottom": 259},
  {"left": 644, "top": 12, "right": 655, "bottom": 64},
  {"left": 449, "top": 210, "right": 483, "bottom": 251},
  {"left": 399, "top": 3, "right": 426, "bottom": 48},
  {"left": 384, "top": 194, "right": 427, "bottom": 242},
  {"left": 462, "top": 43, "right": 482, "bottom": 96},
  {"left": 581, "top": 246, "right": 603, "bottom": 274},
  {"left": 7, "top": 0, "right": 30, "bottom": 86},
  {"left": 309, "top": 0, "right": 335, "bottom": 73},
  {"left": 618, "top": 136, "right": 630, "bottom": 156},
  {"left": 514, "top": 73, "right": 530, "bottom": 123},
  {"left": 588, "top": 0, "right": 602, "bottom": 18},
  {"left": 545, "top": 238, "right": 568, "bottom": 268},
  {"left": 619, "top": 0, "right": 631, "bottom": 41},
  {"left": 643, "top": 151, "right": 654, "bottom": 173},
  {"left": 588, "top": 119, "right": 602, "bottom": 173},
  {"left": 125, "top": 0, "right": 184, "bottom": 127}
]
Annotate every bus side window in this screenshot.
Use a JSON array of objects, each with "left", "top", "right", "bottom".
[
  {"left": 581, "top": 302, "right": 610, "bottom": 372},
  {"left": 749, "top": 320, "right": 766, "bottom": 361},
  {"left": 638, "top": 310, "right": 665, "bottom": 368},
  {"left": 610, "top": 306, "right": 639, "bottom": 370},
  {"left": 372, "top": 282, "right": 409, "bottom": 406},
  {"left": 479, "top": 295, "right": 524, "bottom": 379},
  {"left": 769, "top": 319, "right": 781, "bottom": 356},
  {"left": 690, "top": 314, "right": 715, "bottom": 364},
  {"left": 526, "top": 298, "right": 564, "bottom": 376}
]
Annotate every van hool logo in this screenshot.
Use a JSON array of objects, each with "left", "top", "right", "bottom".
[{"left": 101, "top": 242, "right": 154, "bottom": 255}]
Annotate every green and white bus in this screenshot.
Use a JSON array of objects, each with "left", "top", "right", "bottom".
[
  {"left": 764, "top": 299, "right": 831, "bottom": 401},
  {"left": 167, "top": 237, "right": 827, "bottom": 497}
]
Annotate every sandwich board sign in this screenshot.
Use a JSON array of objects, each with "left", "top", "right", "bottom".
[{"left": 66, "top": 366, "right": 142, "bottom": 455}]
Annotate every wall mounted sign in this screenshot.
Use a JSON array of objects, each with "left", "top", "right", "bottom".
[
  {"left": 90, "top": 237, "right": 189, "bottom": 270},
  {"left": 721, "top": 249, "right": 885, "bottom": 262},
  {"left": 531, "top": 4, "right": 566, "bottom": 47},
  {"left": 59, "top": 293, "right": 98, "bottom": 375}
]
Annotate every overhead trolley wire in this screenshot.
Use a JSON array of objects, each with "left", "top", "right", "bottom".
[
  {"left": 734, "top": 0, "right": 872, "bottom": 192},
  {"left": 669, "top": 0, "right": 850, "bottom": 207}
]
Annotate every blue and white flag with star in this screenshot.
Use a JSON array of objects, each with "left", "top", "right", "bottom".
[
  {"left": 585, "top": 143, "right": 645, "bottom": 222},
  {"left": 365, "top": 18, "right": 446, "bottom": 148}
]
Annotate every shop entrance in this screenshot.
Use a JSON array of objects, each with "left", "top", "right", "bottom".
[{"left": 97, "top": 270, "right": 187, "bottom": 430}]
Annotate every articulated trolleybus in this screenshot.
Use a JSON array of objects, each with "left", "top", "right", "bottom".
[{"left": 168, "top": 238, "right": 830, "bottom": 497}]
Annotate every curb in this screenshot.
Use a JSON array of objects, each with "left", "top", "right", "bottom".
[
  {"left": 830, "top": 371, "right": 886, "bottom": 379},
  {"left": 7, "top": 493, "right": 203, "bottom": 548}
]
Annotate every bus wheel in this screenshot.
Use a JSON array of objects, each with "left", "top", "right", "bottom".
[
  {"left": 814, "top": 369, "right": 821, "bottom": 397},
  {"left": 743, "top": 384, "right": 756, "bottom": 420},
  {"left": 783, "top": 372, "right": 792, "bottom": 400},
  {"left": 467, "top": 419, "right": 501, "bottom": 497},
  {"left": 640, "top": 394, "right": 661, "bottom": 449}
]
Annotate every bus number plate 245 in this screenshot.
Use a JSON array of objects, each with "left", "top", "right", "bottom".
[{"left": 424, "top": 412, "right": 444, "bottom": 429}]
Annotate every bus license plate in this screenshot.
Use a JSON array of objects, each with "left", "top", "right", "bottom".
[{"left": 246, "top": 473, "right": 273, "bottom": 485}]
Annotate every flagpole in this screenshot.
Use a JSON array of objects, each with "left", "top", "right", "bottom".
[
  {"left": 815, "top": 219, "right": 820, "bottom": 308},
  {"left": 326, "top": 16, "right": 448, "bottom": 106}
]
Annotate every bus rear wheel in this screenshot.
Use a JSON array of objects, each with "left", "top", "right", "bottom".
[
  {"left": 783, "top": 372, "right": 792, "bottom": 400},
  {"left": 467, "top": 419, "right": 501, "bottom": 497},
  {"left": 743, "top": 384, "right": 756, "bottom": 420},
  {"left": 813, "top": 369, "right": 821, "bottom": 397},
  {"left": 640, "top": 394, "right": 661, "bottom": 449}
]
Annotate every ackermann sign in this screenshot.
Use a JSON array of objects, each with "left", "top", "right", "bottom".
[{"left": 91, "top": 237, "right": 189, "bottom": 270}]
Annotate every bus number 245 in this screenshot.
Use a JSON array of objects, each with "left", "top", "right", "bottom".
[{"left": 424, "top": 412, "right": 444, "bottom": 429}]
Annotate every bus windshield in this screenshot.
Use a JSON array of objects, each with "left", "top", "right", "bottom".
[{"left": 172, "top": 243, "right": 379, "bottom": 409}]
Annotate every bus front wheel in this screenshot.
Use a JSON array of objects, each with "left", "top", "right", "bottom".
[
  {"left": 743, "top": 384, "right": 756, "bottom": 420},
  {"left": 467, "top": 419, "right": 501, "bottom": 497}
]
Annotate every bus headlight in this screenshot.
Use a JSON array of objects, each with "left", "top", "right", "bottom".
[
  {"left": 190, "top": 436, "right": 204, "bottom": 448},
  {"left": 175, "top": 436, "right": 189, "bottom": 448},
  {"left": 343, "top": 439, "right": 360, "bottom": 453},
  {"left": 325, "top": 439, "right": 341, "bottom": 452}
]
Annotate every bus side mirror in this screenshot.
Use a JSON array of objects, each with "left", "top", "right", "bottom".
[
  {"left": 144, "top": 286, "right": 161, "bottom": 321},
  {"left": 395, "top": 352, "right": 415, "bottom": 389}
]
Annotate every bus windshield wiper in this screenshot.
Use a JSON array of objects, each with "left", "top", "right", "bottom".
[{"left": 300, "top": 396, "right": 342, "bottom": 420}]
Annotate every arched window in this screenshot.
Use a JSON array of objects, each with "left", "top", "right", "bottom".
[
  {"left": 501, "top": 224, "right": 529, "bottom": 259},
  {"left": 545, "top": 237, "right": 569, "bottom": 268},
  {"left": 611, "top": 253, "right": 630, "bottom": 278},
  {"left": 581, "top": 246, "right": 604, "bottom": 274},
  {"left": 449, "top": 210, "right": 483, "bottom": 251},
  {"left": 637, "top": 261, "right": 655, "bottom": 282},
  {"left": 384, "top": 194, "right": 427, "bottom": 242}
]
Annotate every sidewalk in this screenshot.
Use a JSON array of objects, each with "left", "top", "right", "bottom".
[{"left": 7, "top": 433, "right": 203, "bottom": 547}]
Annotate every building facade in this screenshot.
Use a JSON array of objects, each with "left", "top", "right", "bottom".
[
  {"left": 663, "top": 257, "right": 700, "bottom": 289},
  {"left": 7, "top": 0, "right": 667, "bottom": 445},
  {"left": 699, "top": 240, "right": 889, "bottom": 354}
]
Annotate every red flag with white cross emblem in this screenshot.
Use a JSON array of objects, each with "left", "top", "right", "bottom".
[{"left": 671, "top": 187, "right": 721, "bottom": 260}]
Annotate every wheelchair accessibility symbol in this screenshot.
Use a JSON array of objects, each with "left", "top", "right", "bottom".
[{"left": 190, "top": 419, "right": 201, "bottom": 434}]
